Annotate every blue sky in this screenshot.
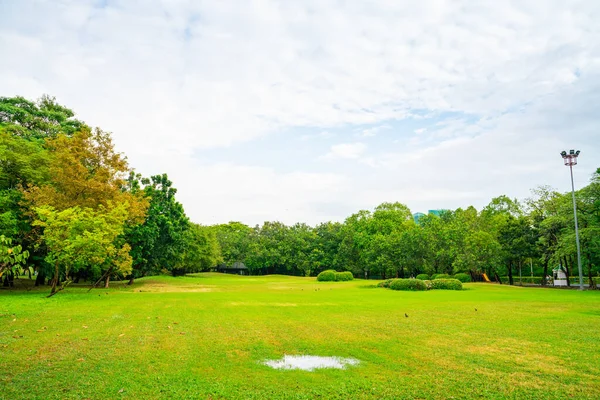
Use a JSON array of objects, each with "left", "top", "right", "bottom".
[{"left": 1, "top": 0, "right": 599, "bottom": 225}]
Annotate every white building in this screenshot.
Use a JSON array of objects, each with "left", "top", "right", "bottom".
[{"left": 552, "top": 266, "right": 568, "bottom": 287}]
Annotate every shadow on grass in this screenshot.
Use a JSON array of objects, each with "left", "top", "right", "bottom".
[{"left": 358, "top": 284, "right": 379, "bottom": 289}]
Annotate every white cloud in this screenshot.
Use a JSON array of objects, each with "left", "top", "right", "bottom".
[
  {"left": 0, "top": 0, "right": 599, "bottom": 224},
  {"left": 323, "top": 142, "right": 367, "bottom": 160},
  {"left": 360, "top": 124, "right": 390, "bottom": 137}
]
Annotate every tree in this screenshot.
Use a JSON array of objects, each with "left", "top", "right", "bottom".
[
  {"left": 0, "top": 95, "right": 86, "bottom": 139},
  {"left": 178, "top": 224, "right": 222, "bottom": 274},
  {"left": 124, "top": 174, "right": 189, "bottom": 280},
  {"left": 498, "top": 216, "right": 537, "bottom": 285},
  {"left": 23, "top": 129, "right": 147, "bottom": 222},
  {"left": 34, "top": 204, "right": 132, "bottom": 294}
]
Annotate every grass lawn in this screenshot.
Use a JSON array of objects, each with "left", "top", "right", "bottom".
[{"left": 1, "top": 273, "right": 599, "bottom": 399}]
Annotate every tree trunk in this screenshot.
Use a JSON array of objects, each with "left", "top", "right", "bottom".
[
  {"left": 127, "top": 276, "right": 135, "bottom": 285},
  {"left": 104, "top": 273, "right": 110, "bottom": 288},
  {"left": 508, "top": 261, "right": 514, "bottom": 285},
  {"left": 494, "top": 271, "right": 502, "bottom": 284},
  {"left": 542, "top": 258, "right": 549, "bottom": 286},
  {"left": 35, "top": 269, "right": 45, "bottom": 286},
  {"left": 587, "top": 253, "right": 596, "bottom": 290},
  {"left": 50, "top": 262, "right": 59, "bottom": 295},
  {"left": 563, "top": 256, "right": 571, "bottom": 287}
]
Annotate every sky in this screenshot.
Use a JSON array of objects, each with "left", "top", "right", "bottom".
[{"left": 1, "top": 0, "right": 599, "bottom": 226}]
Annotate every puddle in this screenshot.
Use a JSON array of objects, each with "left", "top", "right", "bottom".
[{"left": 263, "top": 355, "right": 360, "bottom": 371}]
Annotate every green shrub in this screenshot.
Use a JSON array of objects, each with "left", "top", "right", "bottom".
[
  {"left": 377, "top": 279, "right": 394, "bottom": 288},
  {"left": 416, "top": 273, "right": 430, "bottom": 280},
  {"left": 317, "top": 270, "right": 336, "bottom": 282},
  {"left": 389, "top": 279, "right": 427, "bottom": 291},
  {"left": 434, "top": 274, "right": 452, "bottom": 280},
  {"left": 423, "top": 280, "right": 433, "bottom": 290},
  {"left": 453, "top": 273, "right": 472, "bottom": 283},
  {"left": 430, "top": 279, "right": 463, "bottom": 290},
  {"left": 335, "top": 271, "right": 354, "bottom": 281}
]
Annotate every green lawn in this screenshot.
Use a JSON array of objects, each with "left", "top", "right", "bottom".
[{"left": 1, "top": 274, "right": 599, "bottom": 399}]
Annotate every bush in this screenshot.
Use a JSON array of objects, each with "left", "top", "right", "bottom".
[
  {"left": 433, "top": 274, "right": 452, "bottom": 280},
  {"left": 317, "top": 270, "right": 354, "bottom": 282},
  {"left": 416, "top": 273, "right": 430, "bottom": 280},
  {"left": 453, "top": 273, "right": 472, "bottom": 283},
  {"left": 430, "top": 279, "right": 463, "bottom": 290},
  {"left": 335, "top": 271, "right": 354, "bottom": 281},
  {"left": 389, "top": 279, "right": 427, "bottom": 291},
  {"left": 317, "top": 270, "right": 336, "bottom": 282},
  {"left": 423, "top": 280, "right": 433, "bottom": 290},
  {"left": 377, "top": 279, "right": 394, "bottom": 288}
]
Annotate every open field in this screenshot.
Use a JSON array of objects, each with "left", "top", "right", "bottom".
[{"left": 1, "top": 274, "right": 600, "bottom": 399}]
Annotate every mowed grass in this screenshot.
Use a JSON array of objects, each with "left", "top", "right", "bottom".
[{"left": 1, "top": 274, "right": 599, "bottom": 399}]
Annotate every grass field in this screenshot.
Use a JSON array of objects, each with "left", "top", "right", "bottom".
[{"left": 1, "top": 274, "right": 599, "bottom": 399}]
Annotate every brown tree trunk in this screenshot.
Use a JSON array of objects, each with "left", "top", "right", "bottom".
[
  {"left": 587, "top": 253, "right": 596, "bottom": 290},
  {"left": 104, "top": 273, "right": 110, "bottom": 288},
  {"left": 50, "top": 262, "right": 59, "bottom": 294},
  {"left": 127, "top": 276, "right": 135, "bottom": 285},
  {"left": 508, "top": 261, "right": 514, "bottom": 285},
  {"left": 542, "top": 258, "right": 549, "bottom": 286},
  {"left": 563, "top": 256, "right": 571, "bottom": 287},
  {"left": 35, "top": 268, "right": 44, "bottom": 286}
]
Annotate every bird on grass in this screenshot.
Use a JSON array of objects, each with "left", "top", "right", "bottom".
[
  {"left": 405, "top": 313, "right": 409, "bottom": 318},
  {"left": 475, "top": 308, "right": 477, "bottom": 312}
]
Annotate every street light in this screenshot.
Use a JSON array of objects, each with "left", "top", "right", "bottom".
[{"left": 560, "top": 150, "right": 583, "bottom": 290}]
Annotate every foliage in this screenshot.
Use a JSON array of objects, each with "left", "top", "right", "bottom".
[
  {"left": 389, "top": 278, "right": 427, "bottom": 291},
  {"left": 453, "top": 273, "right": 472, "bottom": 283},
  {"left": 377, "top": 279, "right": 394, "bottom": 288},
  {"left": 335, "top": 271, "right": 354, "bottom": 281},
  {"left": 33, "top": 205, "right": 132, "bottom": 292},
  {"left": 434, "top": 274, "right": 452, "bottom": 280},
  {"left": 0, "top": 95, "right": 86, "bottom": 139},
  {"left": 316, "top": 269, "right": 336, "bottom": 282},
  {"left": 178, "top": 224, "right": 222, "bottom": 275},
  {"left": 416, "top": 273, "right": 430, "bottom": 280},
  {"left": 0, "top": 234, "right": 29, "bottom": 279},
  {"left": 430, "top": 279, "right": 463, "bottom": 290}
]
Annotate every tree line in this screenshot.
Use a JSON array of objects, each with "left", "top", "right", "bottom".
[
  {"left": 215, "top": 187, "right": 599, "bottom": 288},
  {"left": 1, "top": 96, "right": 598, "bottom": 294}
]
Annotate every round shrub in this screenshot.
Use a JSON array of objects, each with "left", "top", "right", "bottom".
[
  {"left": 335, "top": 271, "right": 354, "bottom": 281},
  {"left": 453, "top": 273, "right": 472, "bottom": 283},
  {"left": 416, "top": 273, "right": 430, "bottom": 280},
  {"left": 389, "top": 279, "right": 427, "bottom": 291},
  {"left": 433, "top": 273, "right": 452, "bottom": 280},
  {"left": 317, "top": 270, "right": 336, "bottom": 282},
  {"left": 430, "top": 279, "right": 463, "bottom": 290},
  {"left": 423, "top": 280, "right": 433, "bottom": 290}
]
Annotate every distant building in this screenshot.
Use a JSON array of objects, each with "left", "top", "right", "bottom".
[
  {"left": 428, "top": 209, "right": 447, "bottom": 217},
  {"left": 412, "top": 209, "right": 448, "bottom": 224},
  {"left": 413, "top": 212, "right": 426, "bottom": 224},
  {"left": 216, "top": 261, "right": 248, "bottom": 275},
  {"left": 552, "top": 266, "right": 568, "bottom": 286}
]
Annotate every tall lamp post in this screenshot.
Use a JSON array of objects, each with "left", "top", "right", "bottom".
[{"left": 560, "top": 150, "right": 584, "bottom": 290}]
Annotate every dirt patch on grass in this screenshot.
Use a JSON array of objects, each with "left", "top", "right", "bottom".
[
  {"left": 135, "top": 284, "right": 219, "bottom": 293},
  {"left": 228, "top": 302, "right": 338, "bottom": 307}
]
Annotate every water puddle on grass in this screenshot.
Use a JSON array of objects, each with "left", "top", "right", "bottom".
[{"left": 263, "top": 355, "right": 360, "bottom": 371}]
